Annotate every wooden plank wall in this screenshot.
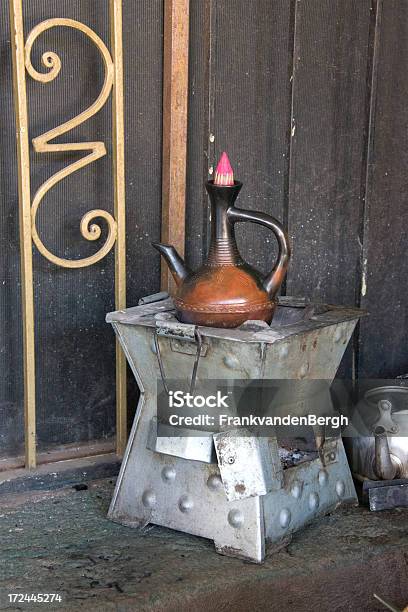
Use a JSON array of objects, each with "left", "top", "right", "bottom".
[
  {"left": 187, "top": 0, "right": 407, "bottom": 379},
  {"left": 358, "top": 1, "right": 408, "bottom": 377},
  {"left": 1, "top": 0, "right": 407, "bottom": 459},
  {"left": 286, "top": 0, "right": 373, "bottom": 376}
]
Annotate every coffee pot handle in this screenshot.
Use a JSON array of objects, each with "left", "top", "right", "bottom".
[{"left": 228, "top": 207, "right": 291, "bottom": 298}]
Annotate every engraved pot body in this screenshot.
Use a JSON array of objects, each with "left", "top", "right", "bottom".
[{"left": 154, "top": 181, "right": 291, "bottom": 328}]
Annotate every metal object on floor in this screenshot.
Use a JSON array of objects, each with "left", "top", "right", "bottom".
[
  {"left": 361, "top": 477, "right": 408, "bottom": 511},
  {"left": 347, "top": 384, "right": 408, "bottom": 510},
  {"left": 107, "top": 295, "right": 363, "bottom": 563}
]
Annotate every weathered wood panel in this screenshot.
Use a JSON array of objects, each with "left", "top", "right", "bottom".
[
  {"left": 285, "top": 0, "right": 373, "bottom": 376},
  {"left": 286, "top": 0, "right": 372, "bottom": 305},
  {"left": 359, "top": 0, "right": 408, "bottom": 377},
  {"left": 186, "top": 0, "right": 295, "bottom": 275},
  {"left": 185, "top": 0, "right": 212, "bottom": 270},
  {"left": 161, "top": 0, "right": 189, "bottom": 293}
]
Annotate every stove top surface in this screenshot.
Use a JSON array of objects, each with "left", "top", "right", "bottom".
[{"left": 107, "top": 295, "right": 366, "bottom": 344}]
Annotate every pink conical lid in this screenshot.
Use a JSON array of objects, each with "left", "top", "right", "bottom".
[{"left": 214, "top": 152, "right": 234, "bottom": 186}]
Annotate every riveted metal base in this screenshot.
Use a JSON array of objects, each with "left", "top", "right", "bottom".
[{"left": 107, "top": 296, "right": 363, "bottom": 562}]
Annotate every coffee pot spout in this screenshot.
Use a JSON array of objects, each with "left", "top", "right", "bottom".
[{"left": 152, "top": 243, "right": 190, "bottom": 287}]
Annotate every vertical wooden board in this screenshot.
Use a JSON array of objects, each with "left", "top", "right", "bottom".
[
  {"left": 359, "top": 1, "right": 408, "bottom": 378},
  {"left": 203, "top": 0, "right": 294, "bottom": 275},
  {"left": 161, "top": 0, "right": 189, "bottom": 294},
  {"left": 122, "top": 0, "right": 163, "bottom": 427},
  {"left": 287, "top": 0, "right": 372, "bottom": 304},
  {"left": 119, "top": 0, "right": 163, "bottom": 305},
  {"left": 185, "top": 0, "right": 212, "bottom": 270}
]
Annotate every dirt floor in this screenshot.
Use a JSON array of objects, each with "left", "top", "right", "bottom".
[{"left": 0, "top": 479, "right": 407, "bottom": 611}]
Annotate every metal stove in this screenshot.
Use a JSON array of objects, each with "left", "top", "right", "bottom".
[{"left": 106, "top": 294, "right": 364, "bottom": 562}]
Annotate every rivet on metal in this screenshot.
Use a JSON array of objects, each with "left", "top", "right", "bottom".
[
  {"left": 227, "top": 456, "right": 236, "bottom": 465},
  {"left": 161, "top": 466, "right": 176, "bottom": 483},
  {"left": 223, "top": 354, "right": 240, "bottom": 369},
  {"left": 142, "top": 489, "right": 156, "bottom": 508},
  {"left": 178, "top": 495, "right": 194, "bottom": 513},
  {"left": 228, "top": 509, "right": 244, "bottom": 529},
  {"left": 207, "top": 474, "right": 223, "bottom": 491},
  {"left": 279, "top": 508, "right": 291, "bottom": 529},
  {"left": 290, "top": 481, "right": 303, "bottom": 499},
  {"left": 209, "top": 133, "right": 215, "bottom": 143},
  {"left": 308, "top": 492, "right": 319, "bottom": 511},
  {"left": 318, "top": 470, "right": 328, "bottom": 487},
  {"left": 335, "top": 480, "right": 345, "bottom": 497}
]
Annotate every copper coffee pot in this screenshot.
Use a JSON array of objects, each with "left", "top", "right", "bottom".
[{"left": 153, "top": 153, "right": 291, "bottom": 328}]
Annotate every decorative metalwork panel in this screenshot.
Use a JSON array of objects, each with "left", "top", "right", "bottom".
[{"left": 9, "top": 0, "right": 127, "bottom": 467}]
